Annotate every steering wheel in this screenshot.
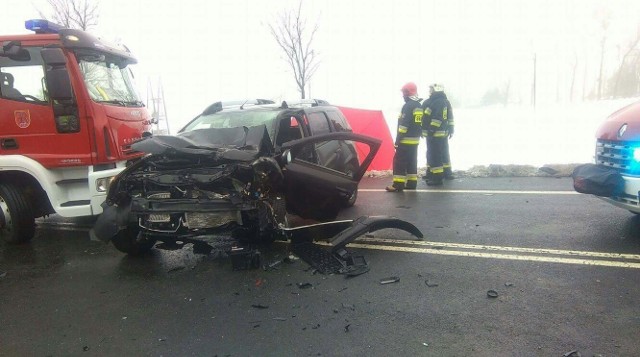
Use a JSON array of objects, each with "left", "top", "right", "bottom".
[{"left": 23, "top": 95, "right": 43, "bottom": 102}]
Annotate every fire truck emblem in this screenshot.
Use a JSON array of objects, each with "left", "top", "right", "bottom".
[
  {"left": 14, "top": 110, "right": 31, "bottom": 129},
  {"left": 618, "top": 123, "right": 628, "bottom": 138}
]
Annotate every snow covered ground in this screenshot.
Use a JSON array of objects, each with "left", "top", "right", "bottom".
[{"left": 381, "top": 97, "right": 640, "bottom": 171}]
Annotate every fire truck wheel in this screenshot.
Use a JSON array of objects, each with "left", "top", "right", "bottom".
[
  {"left": 111, "top": 227, "right": 156, "bottom": 255},
  {"left": 0, "top": 183, "right": 35, "bottom": 244}
]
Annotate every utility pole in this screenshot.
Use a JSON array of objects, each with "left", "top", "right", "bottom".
[{"left": 146, "top": 77, "right": 170, "bottom": 135}]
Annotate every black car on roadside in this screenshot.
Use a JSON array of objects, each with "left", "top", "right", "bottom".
[{"left": 92, "top": 99, "right": 382, "bottom": 255}]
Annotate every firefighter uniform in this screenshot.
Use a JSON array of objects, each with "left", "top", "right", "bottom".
[
  {"left": 443, "top": 98, "right": 455, "bottom": 179},
  {"left": 422, "top": 87, "right": 452, "bottom": 185},
  {"left": 387, "top": 90, "right": 423, "bottom": 191}
]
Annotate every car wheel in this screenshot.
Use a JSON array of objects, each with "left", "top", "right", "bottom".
[
  {"left": 111, "top": 226, "right": 156, "bottom": 255},
  {"left": 0, "top": 183, "right": 35, "bottom": 244}
]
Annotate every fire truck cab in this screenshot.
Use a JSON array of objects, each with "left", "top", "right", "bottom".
[{"left": 0, "top": 20, "right": 151, "bottom": 244}]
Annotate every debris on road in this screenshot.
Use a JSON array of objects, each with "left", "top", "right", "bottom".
[
  {"left": 344, "top": 324, "right": 351, "bottom": 332},
  {"left": 251, "top": 304, "right": 269, "bottom": 309},
  {"left": 504, "top": 282, "right": 515, "bottom": 287},
  {"left": 380, "top": 276, "right": 400, "bottom": 285},
  {"left": 0, "top": 271, "right": 6, "bottom": 278},
  {"left": 272, "top": 317, "right": 287, "bottom": 321},
  {"left": 563, "top": 350, "right": 581, "bottom": 357},
  {"left": 487, "top": 290, "right": 499, "bottom": 298},
  {"left": 297, "top": 282, "right": 313, "bottom": 289},
  {"left": 425, "top": 280, "right": 439, "bottom": 287},
  {"left": 229, "top": 246, "right": 261, "bottom": 271}
]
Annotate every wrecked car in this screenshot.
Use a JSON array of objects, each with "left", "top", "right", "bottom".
[{"left": 92, "top": 101, "right": 422, "bottom": 266}]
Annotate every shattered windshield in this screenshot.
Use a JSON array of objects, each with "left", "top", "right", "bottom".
[
  {"left": 76, "top": 51, "right": 142, "bottom": 106},
  {"left": 183, "top": 110, "right": 280, "bottom": 141}
]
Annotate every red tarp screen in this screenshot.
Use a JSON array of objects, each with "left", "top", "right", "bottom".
[{"left": 337, "top": 106, "right": 394, "bottom": 171}]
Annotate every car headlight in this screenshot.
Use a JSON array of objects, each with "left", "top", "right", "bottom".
[{"left": 96, "top": 176, "right": 115, "bottom": 192}]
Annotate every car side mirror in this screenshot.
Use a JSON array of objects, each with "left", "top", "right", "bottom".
[
  {"left": 1, "top": 41, "right": 30, "bottom": 61},
  {"left": 41, "top": 48, "right": 73, "bottom": 101},
  {"left": 280, "top": 149, "right": 292, "bottom": 165}
]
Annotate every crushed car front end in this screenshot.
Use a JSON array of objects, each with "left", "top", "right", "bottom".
[{"left": 92, "top": 125, "right": 288, "bottom": 254}]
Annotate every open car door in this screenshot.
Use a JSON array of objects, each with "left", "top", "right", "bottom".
[{"left": 280, "top": 132, "right": 381, "bottom": 221}]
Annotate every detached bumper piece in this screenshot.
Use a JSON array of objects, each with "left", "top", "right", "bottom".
[
  {"left": 291, "top": 241, "right": 368, "bottom": 275},
  {"left": 287, "top": 216, "right": 423, "bottom": 275}
]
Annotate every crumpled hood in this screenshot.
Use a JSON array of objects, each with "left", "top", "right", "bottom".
[{"left": 132, "top": 125, "right": 273, "bottom": 161}]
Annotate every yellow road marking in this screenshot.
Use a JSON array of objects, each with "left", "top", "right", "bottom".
[
  {"left": 345, "top": 243, "right": 640, "bottom": 269},
  {"left": 315, "top": 238, "right": 640, "bottom": 269},
  {"left": 354, "top": 237, "right": 640, "bottom": 260}
]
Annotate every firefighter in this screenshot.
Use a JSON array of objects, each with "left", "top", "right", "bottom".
[
  {"left": 386, "top": 82, "right": 423, "bottom": 192},
  {"left": 443, "top": 89, "right": 455, "bottom": 179},
  {"left": 422, "top": 83, "right": 453, "bottom": 186}
]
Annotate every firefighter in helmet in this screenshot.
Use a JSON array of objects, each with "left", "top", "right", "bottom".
[
  {"left": 386, "top": 82, "right": 423, "bottom": 192},
  {"left": 422, "top": 83, "right": 454, "bottom": 185}
]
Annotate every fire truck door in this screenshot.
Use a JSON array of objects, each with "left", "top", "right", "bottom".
[{"left": 0, "top": 47, "right": 91, "bottom": 168}]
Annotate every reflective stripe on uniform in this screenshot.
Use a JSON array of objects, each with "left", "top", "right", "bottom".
[
  {"left": 393, "top": 175, "right": 407, "bottom": 183},
  {"left": 433, "top": 131, "right": 447, "bottom": 137},
  {"left": 431, "top": 119, "right": 442, "bottom": 128},
  {"left": 399, "top": 137, "right": 420, "bottom": 145},
  {"left": 398, "top": 125, "right": 408, "bottom": 133},
  {"left": 407, "top": 174, "right": 418, "bottom": 182},
  {"left": 413, "top": 108, "right": 423, "bottom": 124},
  {"left": 443, "top": 163, "right": 451, "bottom": 168},
  {"left": 430, "top": 166, "right": 444, "bottom": 174},
  {"left": 424, "top": 107, "right": 432, "bottom": 115}
]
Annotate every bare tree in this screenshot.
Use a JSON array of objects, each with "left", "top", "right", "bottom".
[
  {"left": 38, "top": 0, "right": 100, "bottom": 31},
  {"left": 269, "top": 1, "right": 319, "bottom": 99},
  {"left": 596, "top": 8, "right": 611, "bottom": 100},
  {"left": 569, "top": 51, "right": 578, "bottom": 102},
  {"left": 612, "top": 26, "right": 640, "bottom": 98}
]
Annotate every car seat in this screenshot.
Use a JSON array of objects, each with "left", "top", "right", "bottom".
[{"left": 0, "top": 72, "right": 24, "bottom": 100}]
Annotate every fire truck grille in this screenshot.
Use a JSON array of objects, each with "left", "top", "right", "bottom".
[{"left": 596, "top": 140, "right": 640, "bottom": 176}]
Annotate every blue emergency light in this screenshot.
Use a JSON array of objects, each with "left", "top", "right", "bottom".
[
  {"left": 25, "top": 19, "right": 64, "bottom": 34},
  {"left": 633, "top": 147, "right": 640, "bottom": 162}
]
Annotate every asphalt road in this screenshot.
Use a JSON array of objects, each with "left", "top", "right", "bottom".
[{"left": 2, "top": 176, "right": 640, "bottom": 356}]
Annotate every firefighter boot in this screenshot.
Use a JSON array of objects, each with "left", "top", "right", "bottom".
[
  {"left": 422, "top": 170, "right": 433, "bottom": 182},
  {"left": 385, "top": 185, "right": 404, "bottom": 192},
  {"left": 444, "top": 168, "right": 455, "bottom": 180},
  {"left": 405, "top": 175, "right": 418, "bottom": 189},
  {"left": 426, "top": 172, "right": 443, "bottom": 186}
]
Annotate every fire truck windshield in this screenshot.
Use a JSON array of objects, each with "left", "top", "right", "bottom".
[{"left": 77, "top": 52, "right": 142, "bottom": 106}]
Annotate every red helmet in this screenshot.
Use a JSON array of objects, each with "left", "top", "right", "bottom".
[{"left": 401, "top": 82, "right": 417, "bottom": 97}]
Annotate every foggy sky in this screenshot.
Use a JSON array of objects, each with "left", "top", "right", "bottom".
[{"left": 3, "top": 0, "right": 640, "bottom": 130}]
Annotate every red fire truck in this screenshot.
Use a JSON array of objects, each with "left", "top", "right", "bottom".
[{"left": 0, "top": 20, "right": 151, "bottom": 244}]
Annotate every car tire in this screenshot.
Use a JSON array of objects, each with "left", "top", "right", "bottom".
[
  {"left": 0, "top": 183, "right": 35, "bottom": 244},
  {"left": 111, "top": 226, "right": 156, "bottom": 255}
]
